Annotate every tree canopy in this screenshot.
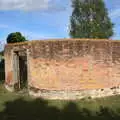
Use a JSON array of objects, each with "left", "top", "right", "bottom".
[
  {"left": 69, "top": 0, "right": 114, "bottom": 39},
  {"left": 7, "top": 32, "right": 27, "bottom": 43}
]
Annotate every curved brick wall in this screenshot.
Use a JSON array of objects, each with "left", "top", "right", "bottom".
[{"left": 4, "top": 39, "right": 120, "bottom": 99}]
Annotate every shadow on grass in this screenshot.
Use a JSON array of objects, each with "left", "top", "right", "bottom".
[{"left": 0, "top": 97, "right": 120, "bottom": 120}]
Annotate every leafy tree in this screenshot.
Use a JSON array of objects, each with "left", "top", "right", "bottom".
[
  {"left": 69, "top": 0, "right": 114, "bottom": 39},
  {"left": 7, "top": 32, "right": 27, "bottom": 43}
]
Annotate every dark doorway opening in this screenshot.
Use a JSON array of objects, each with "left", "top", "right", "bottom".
[{"left": 13, "top": 50, "right": 28, "bottom": 91}]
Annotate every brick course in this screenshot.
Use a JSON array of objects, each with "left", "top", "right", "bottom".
[{"left": 4, "top": 39, "right": 120, "bottom": 99}]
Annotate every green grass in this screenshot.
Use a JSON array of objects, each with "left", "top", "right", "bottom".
[{"left": 0, "top": 84, "right": 120, "bottom": 120}]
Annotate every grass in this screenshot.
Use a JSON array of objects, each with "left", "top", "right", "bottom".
[{"left": 0, "top": 84, "right": 120, "bottom": 120}]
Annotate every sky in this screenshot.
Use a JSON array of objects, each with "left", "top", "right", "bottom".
[{"left": 0, "top": 0, "right": 120, "bottom": 48}]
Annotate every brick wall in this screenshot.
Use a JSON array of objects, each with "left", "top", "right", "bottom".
[
  {"left": 28, "top": 40, "right": 120, "bottom": 91},
  {"left": 4, "top": 39, "right": 120, "bottom": 94}
]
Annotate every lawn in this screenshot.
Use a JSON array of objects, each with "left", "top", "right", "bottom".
[{"left": 0, "top": 84, "right": 120, "bottom": 120}]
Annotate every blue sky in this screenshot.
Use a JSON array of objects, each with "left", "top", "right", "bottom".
[{"left": 0, "top": 0, "right": 120, "bottom": 47}]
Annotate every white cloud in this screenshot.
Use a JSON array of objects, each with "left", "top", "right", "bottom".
[
  {"left": 0, "top": 0, "right": 57, "bottom": 11},
  {"left": 0, "top": 39, "right": 6, "bottom": 50},
  {"left": 109, "top": 8, "right": 120, "bottom": 19}
]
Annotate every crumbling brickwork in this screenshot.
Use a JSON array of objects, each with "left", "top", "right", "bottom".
[{"left": 4, "top": 39, "right": 120, "bottom": 99}]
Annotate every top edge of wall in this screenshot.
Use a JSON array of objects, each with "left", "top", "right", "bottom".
[{"left": 5, "top": 38, "right": 120, "bottom": 46}]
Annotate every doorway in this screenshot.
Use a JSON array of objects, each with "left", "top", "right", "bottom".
[{"left": 13, "top": 50, "right": 28, "bottom": 91}]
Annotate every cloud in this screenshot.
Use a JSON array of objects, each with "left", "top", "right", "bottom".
[
  {"left": 0, "top": 38, "right": 6, "bottom": 50},
  {"left": 0, "top": 0, "right": 65, "bottom": 11},
  {"left": 110, "top": 8, "right": 120, "bottom": 19}
]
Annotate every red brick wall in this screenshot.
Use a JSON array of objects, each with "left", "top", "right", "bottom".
[
  {"left": 4, "top": 39, "right": 120, "bottom": 91},
  {"left": 28, "top": 40, "right": 117, "bottom": 90}
]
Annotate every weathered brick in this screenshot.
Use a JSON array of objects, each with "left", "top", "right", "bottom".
[{"left": 4, "top": 39, "right": 120, "bottom": 99}]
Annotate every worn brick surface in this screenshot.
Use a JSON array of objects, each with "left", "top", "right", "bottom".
[{"left": 4, "top": 39, "right": 120, "bottom": 98}]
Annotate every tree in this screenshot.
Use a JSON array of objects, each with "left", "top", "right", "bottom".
[
  {"left": 69, "top": 0, "right": 114, "bottom": 39},
  {"left": 0, "top": 50, "right": 4, "bottom": 56},
  {"left": 7, "top": 32, "right": 27, "bottom": 43}
]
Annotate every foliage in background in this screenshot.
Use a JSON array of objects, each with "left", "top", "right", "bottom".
[
  {"left": 0, "top": 50, "right": 4, "bottom": 56},
  {"left": 7, "top": 32, "right": 27, "bottom": 43},
  {"left": 69, "top": 0, "right": 114, "bottom": 39},
  {"left": 0, "top": 59, "right": 5, "bottom": 83},
  {"left": 0, "top": 42, "right": 5, "bottom": 83}
]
